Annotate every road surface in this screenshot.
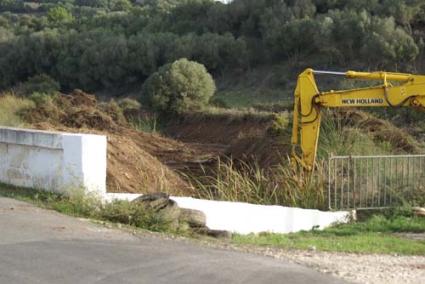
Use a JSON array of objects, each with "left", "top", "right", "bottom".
[{"left": 0, "top": 197, "right": 345, "bottom": 283}]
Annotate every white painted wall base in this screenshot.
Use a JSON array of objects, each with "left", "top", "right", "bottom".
[{"left": 0, "top": 127, "right": 106, "bottom": 194}]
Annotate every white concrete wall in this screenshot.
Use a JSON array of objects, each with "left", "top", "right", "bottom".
[
  {"left": 0, "top": 127, "right": 106, "bottom": 194},
  {"left": 105, "top": 193, "right": 350, "bottom": 234}
]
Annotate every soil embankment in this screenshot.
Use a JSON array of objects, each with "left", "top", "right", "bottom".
[{"left": 22, "top": 91, "right": 291, "bottom": 194}]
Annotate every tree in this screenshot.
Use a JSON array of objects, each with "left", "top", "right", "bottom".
[
  {"left": 21, "top": 74, "right": 60, "bottom": 95},
  {"left": 110, "top": 0, "right": 132, "bottom": 11},
  {"left": 142, "top": 58, "right": 216, "bottom": 113},
  {"left": 47, "top": 6, "right": 74, "bottom": 25}
]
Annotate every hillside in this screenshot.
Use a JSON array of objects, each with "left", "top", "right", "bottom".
[{"left": 1, "top": 0, "right": 425, "bottom": 206}]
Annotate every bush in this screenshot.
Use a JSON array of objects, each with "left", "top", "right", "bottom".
[
  {"left": 0, "top": 93, "right": 35, "bottom": 127},
  {"left": 21, "top": 74, "right": 60, "bottom": 96},
  {"left": 118, "top": 98, "right": 141, "bottom": 112},
  {"left": 142, "top": 58, "right": 216, "bottom": 114},
  {"left": 28, "top": 92, "right": 55, "bottom": 107}
]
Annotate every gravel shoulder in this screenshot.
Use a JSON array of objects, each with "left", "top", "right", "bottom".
[{"left": 218, "top": 244, "right": 425, "bottom": 284}]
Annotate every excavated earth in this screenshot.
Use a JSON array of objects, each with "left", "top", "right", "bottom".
[
  {"left": 21, "top": 90, "right": 423, "bottom": 195},
  {"left": 23, "top": 90, "right": 283, "bottom": 195}
]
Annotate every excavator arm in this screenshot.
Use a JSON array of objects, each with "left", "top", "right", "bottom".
[{"left": 291, "top": 68, "right": 425, "bottom": 170}]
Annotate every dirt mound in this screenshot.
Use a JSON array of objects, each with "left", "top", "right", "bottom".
[
  {"left": 166, "top": 112, "right": 274, "bottom": 145},
  {"left": 26, "top": 90, "right": 223, "bottom": 194},
  {"left": 24, "top": 90, "right": 122, "bottom": 131},
  {"left": 59, "top": 89, "right": 97, "bottom": 108},
  {"left": 165, "top": 111, "right": 292, "bottom": 168},
  {"left": 333, "top": 109, "right": 422, "bottom": 153}
]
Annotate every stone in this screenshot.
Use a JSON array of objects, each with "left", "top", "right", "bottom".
[
  {"left": 132, "top": 192, "right": 172, "bottom": 211},
  {"left": 194, "top": 227, "right": 232, "bottom": 239},
  {"left": 413, "top": 207, "right": 425, "bottom": 217},
  {"left": 179, "top": 208, "right": 207, "bottom": 228},
  {"left": 206, "top": 229, "right": 232, "bottom": 239}
]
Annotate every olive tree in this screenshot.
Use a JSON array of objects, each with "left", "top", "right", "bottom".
[{"left": 142, "top": 58, "right": 216, "bottom": 113}]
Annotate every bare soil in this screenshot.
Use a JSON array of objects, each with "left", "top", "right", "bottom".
[
  {"left": 24, "top": 91, "right": 282, "bottom": 194},
  {"left": 24, "top": 91, "right": 224, "bottom": 194}
]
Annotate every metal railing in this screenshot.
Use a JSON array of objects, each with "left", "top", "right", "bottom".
[{"left": 328, "top": 154, "right": 425, "bottom": 210}]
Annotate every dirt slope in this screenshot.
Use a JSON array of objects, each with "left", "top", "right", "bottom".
[
  {"left": 24, "top": 91, "right": 223, "bottom": 194},
  {"left": 166, "top": 112, "right": 292, "bottom": 168}
]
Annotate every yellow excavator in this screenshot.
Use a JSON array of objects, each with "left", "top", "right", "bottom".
[{"left": 291, "top": 68, "right": 425, "bottom": 170}]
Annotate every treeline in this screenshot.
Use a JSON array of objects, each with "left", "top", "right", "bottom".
[{"left": 0, "top": 0, "right": 424, "bottom": 92}]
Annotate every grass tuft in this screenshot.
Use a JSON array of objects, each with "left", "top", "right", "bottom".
[
  {"left": 0, "top": 93, "right": 35, "bottom": 127},
  {"left": 186, "top": 158, "right": 325, "bottom": 209}
]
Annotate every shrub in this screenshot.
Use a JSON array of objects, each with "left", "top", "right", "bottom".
[
  {"left": 29, "top": 92, "right": 54, "bottom": 107},
  {"left": 21, "top": 74, "right": 60, "bottom": 96},
  {"left": 142, "top": 58, "right": 216, "bottom": 114},
  {"left": 267, "top": 113, "right": 290, "bottom": 137},
  {"left": 118, "top": 98, "right": 141, "bottom": 112},
  {"left": 99, "top": 99, "right": 127, "bottom": 124},
  {"left": 0, "top": 93, "right": 35, "bottom": 126}
]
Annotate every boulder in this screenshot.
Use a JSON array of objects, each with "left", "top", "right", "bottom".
[
  {"left": 413, "top": 207, "right": 425, "bottom": 217},
  {"left": 132, "top": 192, "right": 171, "bottom": 212}
]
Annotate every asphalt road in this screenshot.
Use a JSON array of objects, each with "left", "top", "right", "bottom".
[{"left": 0, "top": 197, "right": 345, "bottom": 284}]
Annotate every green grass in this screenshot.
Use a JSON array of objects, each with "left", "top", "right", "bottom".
[
  {"left": 213, "top": 90, "right": 291, "bottom": 109},
  {"left": 233, "top": 215, "right": 425, "bottom": 255},
  {"left": 0, "top": 183, "right": 181, "bottom": 234},
  {"left": 2, "top": 184, "right": 425, "bottom": 255}
]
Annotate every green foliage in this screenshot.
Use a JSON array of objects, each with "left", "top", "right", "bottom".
[
  {"left": 110, "top": 0, "right": 132, "bottom": 11},
  {"left": 47, "top": 6, "right": 74, "bottom": 25},
  {"left": 0, "top": 0, "right": 24, "bottom": 12},
  {"left": 0, "top": 184, "right": 177, "bottom": 233},
  {"left": 0, "top": 0, "right": 423, "bottom": 96},
  {"left": 142, "top": 58, "right": 216, "bottom": 113},
  {"left": 0, "top": 93, "right": 35, "bottom": 127},
  {"left": 28, "top": 92, "right": 55, "bottom": 107},
  {"left": 233, "top": 213, "right": 425, "bottom": 255},
  {"left": 118, "top": 97, "right": 141, "bottom": 111},
  {"left": 267, "top": 113, "right": 289, "bottom": 137},
  {"left": 128, "top": 114, "right": 159, "bottom": 133},
  {"left": 21, "top": 74, "right": 60, "bottom": 96}
]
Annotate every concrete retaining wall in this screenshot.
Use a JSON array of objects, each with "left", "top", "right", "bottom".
[
  {"left": 0, "top": 127, "right": 106, "bottom": 194},
  {"left": 106, "top": 193, "right": 350, "bottom": 234}
]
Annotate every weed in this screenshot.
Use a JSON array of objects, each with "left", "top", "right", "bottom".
[
  {"left": 186, "top": 158, "right": 325, "bottom": 209},
  {"left": 0, "top": 184, "right": 175, "bottom": 233},
  {"left": 129, "top": 114, "right": 158, "bottom": 133},
  {"left": 118, "top": 98, "right": 141, "bottom": 112},
  {"left": 0, "top": 93, "right": 35, "bottom": 127}
]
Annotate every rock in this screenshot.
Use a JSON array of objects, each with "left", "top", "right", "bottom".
[
  {"left": 132, "top": 192, "right": 172, "bottom": 211},
  {"left": 179, "top": 208, "right": 206, "bottom": 228},
  {"left": 195, "top": 227, "right": 232, "bottom": 239},
  {"left": 207, "top": 229, "right": 232, "bottom": 239},
  {"left": 413, "top": 207, "right": 425, "bottom": 217},
  {"left": 157, "top": 201, "right": 181, "bottom": 221}
]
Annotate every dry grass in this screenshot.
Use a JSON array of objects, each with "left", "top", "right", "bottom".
[
  {"left": 0, "top": 93, "right": 35, "bottom": 127},
  {"left": 186, "top": 158, "right": 326, "bottom": 209}
]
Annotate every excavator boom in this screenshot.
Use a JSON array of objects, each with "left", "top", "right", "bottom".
[{"left": 291, "top": 68, "right": 425, "bottom": 170}]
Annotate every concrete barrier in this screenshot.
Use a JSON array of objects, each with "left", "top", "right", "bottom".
[
  {"left": 0, "top": 127, "right": 106, "bottom": 194},
  {"left": 105, "top": 193, "right": 350, "bottom": 234}
]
